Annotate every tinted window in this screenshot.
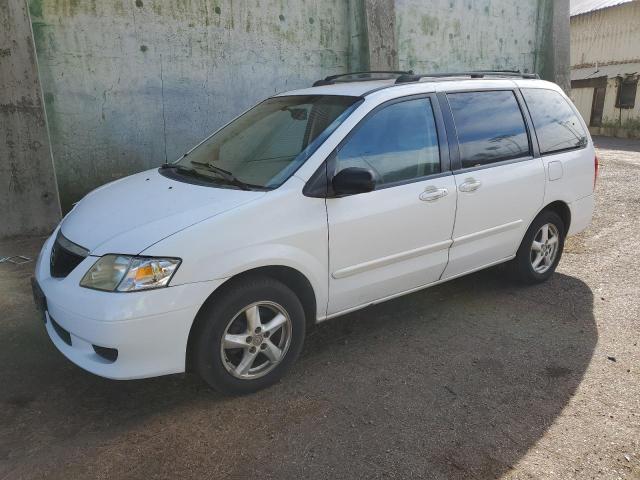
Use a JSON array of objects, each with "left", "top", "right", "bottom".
[
  {"left": 334, "top": 98, "right": 440, "bottom": 187},
  {"left": 448, "top": 90, "right": 530, "bottom": 168},
  {"left": 522, "top": 88, "right": 588, "bottom": 154}
]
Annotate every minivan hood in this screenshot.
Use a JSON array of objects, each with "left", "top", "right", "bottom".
[{"left": 61, "top": 168, "right": 265, "bottom": 255}]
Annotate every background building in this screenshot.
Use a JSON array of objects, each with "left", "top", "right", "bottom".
[
  {"left": 570, "top": 0, "right": 640, "bottom": 137},
  {"left": 1, "top": 0, "right": 569, "bottom": 238}
]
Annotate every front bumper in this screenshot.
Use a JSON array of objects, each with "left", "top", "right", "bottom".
[{"left": 34, "top": 232, "right": 225, "bottom": 379}]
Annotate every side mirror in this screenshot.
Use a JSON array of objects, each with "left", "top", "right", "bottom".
[{"left": 331, "top": 167, "right": 376, "bottom": 196}]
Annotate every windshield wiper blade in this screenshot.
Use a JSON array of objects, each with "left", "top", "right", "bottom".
[
  {"left": 159, "top": 163, "right": 217, "bottom": 182},
  {"left": 189, "top": 160, "right": 258, "bottom": 191},
  {"left": 160, "top": 163, "right": 200, "bottom": 175},
  {"left": 163, "top": 161, "right": 266, "bottom": 190}
]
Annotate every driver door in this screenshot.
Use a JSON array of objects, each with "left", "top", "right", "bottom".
[{"left": 325, "top": 95, "right": 457, "bottom": 315}]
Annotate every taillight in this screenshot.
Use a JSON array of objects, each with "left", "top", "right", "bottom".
[{"left": 594, "top": 155, "right": 599, "bottom": 190}]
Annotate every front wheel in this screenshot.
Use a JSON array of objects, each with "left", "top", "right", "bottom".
[
  {"left": 193, "top": 276, "right": 306, "bottom": 395},
  {"left": 512, "top": 210, "right": 566, "bottom": 284}
]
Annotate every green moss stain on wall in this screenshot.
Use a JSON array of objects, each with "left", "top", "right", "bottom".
[
  {"left": 420, "top": 15, "right": 439, "bottom": 36},
  {"left": 30, "top": 0, "right": 125, "bottom": 18},
  {"left": 27, "top": 0, "right": 50, "bottom": 53},
  {"left": 28, "top": 0, "right": 43, "bottom": 19}
]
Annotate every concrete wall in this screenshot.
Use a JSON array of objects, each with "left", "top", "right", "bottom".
[
  {"left": 0, "top": 0, "right": 61, "bottom": 238},
  {"left": 394, "top": 0, "right": 570, "bottom": 94},
  {"left": 539, "top": 0, "right": 570, "bottom": 93},
  {"left": 30, "top": 0, "right": 352, "bottom": 211},
  {"left": 395, "top": 0, "right": 541, "bottom": 74},
  {"left": 25, "top": 0, "right": 569, "bottom": 214}
]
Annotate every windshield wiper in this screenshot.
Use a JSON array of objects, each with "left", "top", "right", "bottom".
[
  {"left": 159, "top": 163, "right": 200, "bottom": 175},
  {"left": 161, "top": 161, "right": 266, "bottom": 191},
  {"left": 189, "top": 160, "right": 260, "bottom": 191},
  {"left": 159, "top": 163, "right": 221, "bottom": 182},
  {"left": 159, "top": 163, "right": 189, "bottom": 172}
]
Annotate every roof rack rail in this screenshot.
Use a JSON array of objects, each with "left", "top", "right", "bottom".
[
  {"left": 395, "top": 70, "right": 540, "bottom": 84},
  {"left": 313, "top": 70, "right": 414, "bottom": 87}
]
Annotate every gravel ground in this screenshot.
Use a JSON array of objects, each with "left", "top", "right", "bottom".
[{"left": 0, "top": 136, "right": 638, "bottom": 480}]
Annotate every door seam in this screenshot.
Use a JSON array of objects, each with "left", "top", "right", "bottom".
[{"left": 439, "top": 174, "right": 459, "bottom": 281}]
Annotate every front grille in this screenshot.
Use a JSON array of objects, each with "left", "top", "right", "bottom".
[{"left": 50, "top": 231, "right": 88, "bottom": 278}]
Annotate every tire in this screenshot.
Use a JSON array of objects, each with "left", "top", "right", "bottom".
[
  {"left": 192, "top": 276, "right": 306, "bottom": 395},
  {"left": 512, "top": 210, "right": 566, "bottom": 284}
]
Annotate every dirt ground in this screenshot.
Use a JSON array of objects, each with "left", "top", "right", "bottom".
[{"left": 0, "top": 136, "right": 638, "bottom": 480}]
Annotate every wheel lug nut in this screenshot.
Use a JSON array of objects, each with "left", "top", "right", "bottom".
[
  {"left": 255, "top": 326, "right": 262, "bottom": 334},
  {"left": 264, "top": 331, "right": 270, "bottom": 338},
  {"left": 249, "top": 346, "right": 256, "bottom": 353},
  {"left": 246, "top": 336, "right": 252, "bottom": 344},
  {"left": 260, "top": 343, "right": 267, "bottom": 350}
]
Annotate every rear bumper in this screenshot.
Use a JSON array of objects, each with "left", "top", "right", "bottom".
[
  {"left": 568, "top": 194, "right": 595, "bottom": 236},
  {"left": 34, "top": 232, "right": 225, "bottom": 379}
]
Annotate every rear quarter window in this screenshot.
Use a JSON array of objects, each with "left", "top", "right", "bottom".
[{"left": 521, "top": 88, "right": 588, "bottom": 155}]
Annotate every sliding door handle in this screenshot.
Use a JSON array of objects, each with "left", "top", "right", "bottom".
[{"left": 459, "top": 178, "right": 482, "bottom": 192}]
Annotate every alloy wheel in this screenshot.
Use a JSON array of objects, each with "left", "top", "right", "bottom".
[
  {"left": 530, "top": 223, "right": 560, "bottom": 274},
  {"left": 220, "top": 301, "right": 292, "bottom": 380}
]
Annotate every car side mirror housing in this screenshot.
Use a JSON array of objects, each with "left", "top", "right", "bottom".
[{"left": 331, "top": 167, "right": 376, "bottom": 196}]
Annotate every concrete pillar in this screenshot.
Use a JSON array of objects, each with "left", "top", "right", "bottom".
[
  {"left": 349, "top": 0, "right": 398, "bottom": 71},
  {"left": 536, "top": 0, "right": 571, "bottom": 92},
  {"left": 363, "top": 0, "right": 398, "bottom": 71},
  {"left": 348, "top": 0, "right": 369, "bottom": 72},
  {"left": 0, "top": 0, "right": 61, "bottom": 238}
]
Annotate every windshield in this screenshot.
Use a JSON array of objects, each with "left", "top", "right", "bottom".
[{"left": 166, "top": 95, "right": 361, "bottom": 190}]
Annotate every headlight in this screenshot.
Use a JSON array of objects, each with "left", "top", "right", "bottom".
[{"left": 80, "top": 255, "right": 181, "bottom": 292}]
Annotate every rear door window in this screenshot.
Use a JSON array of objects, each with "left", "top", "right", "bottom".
[
  {"left": 447, "top": 90, "right": 530, "bottom": 169},
  {"left": 521, "top": 88, "right": 588, "bottom": 154}
]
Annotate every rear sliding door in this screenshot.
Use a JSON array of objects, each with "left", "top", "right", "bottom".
[{"left": 440, "top": 89, "right": 546, "bottom": 279}]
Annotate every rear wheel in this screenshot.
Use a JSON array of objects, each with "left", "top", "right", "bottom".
[
  {"left": 193, "top": 276, "right": 305, "bottom": 394},
  {"left": 512, "top": 210, "right": 565, "bottom": 284}
]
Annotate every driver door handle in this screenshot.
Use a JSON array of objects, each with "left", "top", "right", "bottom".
[
  {"left": 419, "top": 186, "right": 448, "bottom": 202},
  {"left": 459, "top": 178, "right": 482, "bottom": 192}
]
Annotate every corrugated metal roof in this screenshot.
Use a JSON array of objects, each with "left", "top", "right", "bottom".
[
  {"left": 570, "top": 0, "right": 636, "bottom": 16},
  {"left": 571, "top": 62, "right": 640, "bottom": 80}
]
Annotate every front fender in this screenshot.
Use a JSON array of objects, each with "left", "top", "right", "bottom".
[
  {"left": 142, "top": 179, "right": 329, "bottom": 320},
  {"left": 177, "top": 243, "right": 327, "bottom": 320}
]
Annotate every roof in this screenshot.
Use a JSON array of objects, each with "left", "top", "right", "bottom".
[
  {"left": 278, "top": 74, "right": 549, "bottom": 98},
  {"left": 571, "top": 62, "right": 640, "bottom": 80},
  {"left": 570, "top": 0, "right": 635, "bottom": 16},
  {"left": 276, "top": 80, "right": 396, "bottom": 97}
]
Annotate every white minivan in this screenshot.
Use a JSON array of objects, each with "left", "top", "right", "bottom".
[{"left": 33, "top": 71, "right": 596, "bottom": 394}]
